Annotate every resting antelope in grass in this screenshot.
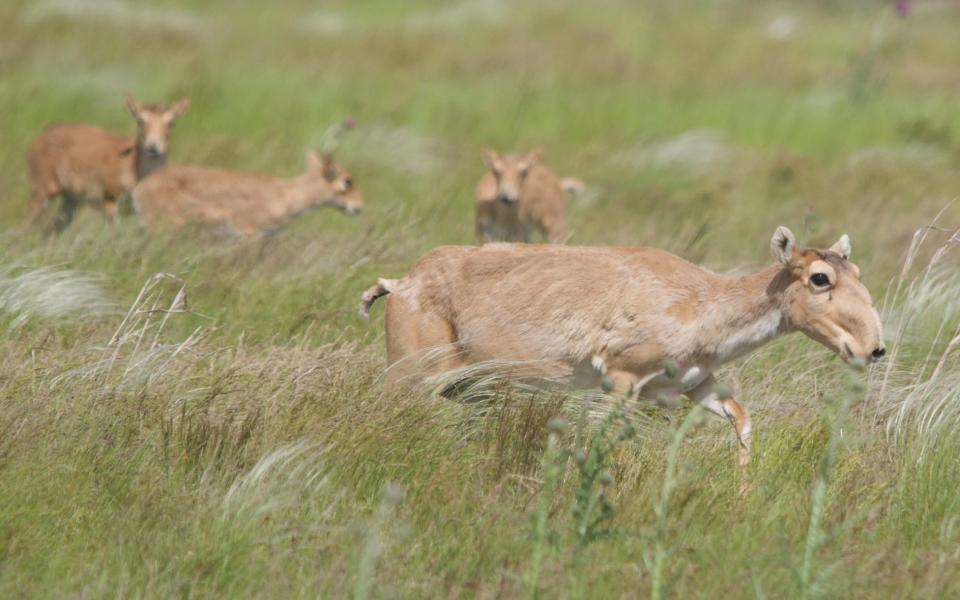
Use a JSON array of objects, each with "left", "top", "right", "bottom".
[
  {"left": 131, "top": 151, "right": 362, "bottom": 236},
  {"left": 360, "top": 227, "right": 884, "bottom": 467},
  {"left": 27, "top": 96, "right": 189, "bottom": 232},
  {"left": 475, "top": 148, "right": 583, "bottom": 244}
]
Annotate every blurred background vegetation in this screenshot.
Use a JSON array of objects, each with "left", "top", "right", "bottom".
[{"left": 0, "top": 0, "right": 958, "bottom": 597}]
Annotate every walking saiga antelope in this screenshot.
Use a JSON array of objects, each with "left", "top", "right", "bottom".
[
  {"left": 27, "top": 96, "right": 190, "bottom": 231},
  {"left": 360, "top": 227, "right": 885, "bottom": 467},
  {"left": 132, "top": 151, "right": 362, "bottom": 236},
  {"left": 475, "top": 148, "right": 583, "bottom": 243}
]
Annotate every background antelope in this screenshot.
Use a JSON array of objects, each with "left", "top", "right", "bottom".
[
  {"left": 361, "top": 227, "right": 884, "bottom": 467},
  {"left": 475, "top": 148, "right": 582, "bottom": 243},
  {"left": 131, "top": 151, "right": 363, "bottom": 236},
  {"left": 26, "top": 96, "right": 189, "bottom": 232},
  {"left": 3, "top": 3, "right": 957, "bottom": 594}
]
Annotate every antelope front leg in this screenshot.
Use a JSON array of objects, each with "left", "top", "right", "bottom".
[
  {"left": 605, "top": 370, "right": 639, "bottom": 397},
  {"left": 102, "top": 197, "right": 119, "bottom": 223},
  {"left": 722, "top": 397, "right": 751, "bottom": 468},
  {"left": 688, "top": 375, "right": 752, "bottom": 469}
]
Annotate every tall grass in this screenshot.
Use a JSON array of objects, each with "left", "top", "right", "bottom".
[
  {"left": 876, "top": 223, "right": 960, "bottom": 452},
  {"left": 649, "top": 404, "right": 705, "bottom": 600},
  {"left": 1, "top": 0, "right": 960, "bottom": 597},
  {"left": 800, "top": 360, "right": 867, "bottom": 599}
]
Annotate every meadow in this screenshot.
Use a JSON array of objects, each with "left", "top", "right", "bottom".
[{"left": 1, "top": 0, "right": 959, "bottom": 597}]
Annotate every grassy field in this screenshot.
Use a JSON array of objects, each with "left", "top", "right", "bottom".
[{"left": 1, "top": 0, "right": 960, "bottom": 597}]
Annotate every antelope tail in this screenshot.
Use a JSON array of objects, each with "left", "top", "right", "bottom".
[{"left": 359, "top": 278, "right": 397, "bottom": 319}]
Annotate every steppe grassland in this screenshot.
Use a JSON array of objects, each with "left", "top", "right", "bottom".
[{"left": 0, "top": 0, "right": 959, "bottom": 597}]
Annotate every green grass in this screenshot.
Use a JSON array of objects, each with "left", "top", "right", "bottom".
[{"left": 1, "top": 0, "right": 960, "bottom": 597}]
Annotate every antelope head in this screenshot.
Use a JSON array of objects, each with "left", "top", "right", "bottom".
[
  {"left": 481, "top": 148, "right": 542, "bottom": 205},
  {"left": 305, "top": 151, "right": 364, "bottom": 215},
  {"left": 125, "top": 96, "right": 190, "bottom": 159},
  {"left": 771, "top": 226, "right": 885, "bottom": 363}
]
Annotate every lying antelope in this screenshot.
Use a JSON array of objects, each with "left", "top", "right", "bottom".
[
  {"left": 360, "top": 227, "right": 884, "bottom": 467},
  {"left": 27, "top": 96, "right": 189, "bottom": 231},
  {"left": 131, "top": 151, "right": 363, "bottom": 236},
  {"left": 475, "top": 148, "right": 583, "bottom": 244}
]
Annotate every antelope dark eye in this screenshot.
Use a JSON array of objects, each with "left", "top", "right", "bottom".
[
  {"left": 344, "top": 178, "right": 353, "bottom": 189},
  {"left": 811, "top": 273, "right": 830, "bottom": 287}
]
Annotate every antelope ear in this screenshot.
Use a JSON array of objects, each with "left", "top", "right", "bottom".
[
  {"left": 481, "top": 149, "right": 502, "bottom": 171},
  {"left": 169, "top": 97, "right": 191, "bottom": 119},
  {"left": 125, "top": 95, "right": 142, "bottom": 118},
  {"left": 525, "top": 147, "right": 543, "bottom": 165},
  {"left": 830, "top": 234, "right": 851, "bottom": 259},
  {"left": 518, "top": 147, "right": 542, "bottom": 173},
  {"left": 770, "top": 226, "right": 796, "bottom": 265},
  {"left": 318, "top": 152, "right": 338, "bottom": 180},
  {"left": 306, "top": 150, "right": 322, "bottom": 169}
]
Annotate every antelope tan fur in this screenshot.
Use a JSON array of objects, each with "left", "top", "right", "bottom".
[
  {"left": 132, "top": 151, "right": 363, "bottom": 236},
  {"left": 27, "top": 96, "right": 189, "bottom": 231},
  {"left": 475, "top": 148, "right": 581, "bottom": 244},
  {"left": 360, "top": 226, "right": 885, "bottom": 467}
]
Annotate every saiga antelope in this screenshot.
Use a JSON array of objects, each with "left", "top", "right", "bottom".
[
  {"left": 27, "top": 96, "right": 190, "bottom": 231},
  {"left": 475, "top": 148, "right": 583, "bottom": 244},
  {"left": 360, "top": 227, "right": 885, "bottom": 467},
  {"left": 131, "top": 151, "right": 363, "bottom": 236}
]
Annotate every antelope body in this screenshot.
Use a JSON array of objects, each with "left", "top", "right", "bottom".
[
  {"left": 360, "top": 227, "right": 885, "bottom": 467},
  {"left": 26, "top": 97, "right": 189, "bottom": 231},
  {"left": 475, "top": 148, "right": 580, "bottom": 244},
  {"left": 132, "top": 152, "right": 363, "bottom": 236}
]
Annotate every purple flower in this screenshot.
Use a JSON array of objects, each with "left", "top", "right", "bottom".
[
  {"left": 895, "top": 0, "right": 911, "bottom": 18},
  {"left": 342, "top": 116, "right": 357, "bottom": 130}
]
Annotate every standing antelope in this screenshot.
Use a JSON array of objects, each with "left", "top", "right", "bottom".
[
  {"left": 360, "top": 227, "right": 885, "bottom": 467},
  {"left": 475, "top": 148, "right": 582, "bottom": 244},
  {"left": 131, "top": 151, "right": 363, "bottom": 236},
  {"left": 27, "top": 96, "right": 190, "bottom": 231}
]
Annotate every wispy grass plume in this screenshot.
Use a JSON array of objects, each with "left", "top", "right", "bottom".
[
  {"left": 0, "top": 265, "right": 115, "bottom": 329},
  {"left": 873, "top": 222, "right": 960, "bottom": 452},
  {"left": 52, "top": 272, "right": 206, "bottom": 389}
]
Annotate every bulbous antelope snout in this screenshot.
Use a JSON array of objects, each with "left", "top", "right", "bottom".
[
  {"left": 342, "top": 189, "right": 364, "bottom": 215},
  {"left": 834, "top": 310, "right": 884, "bottom": 363},
  {"left": 144, "top": 141, "right": 165, "bottom": 157},
  {"left": 497, "top": 192, "right": 519, "bottom": 205}
]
